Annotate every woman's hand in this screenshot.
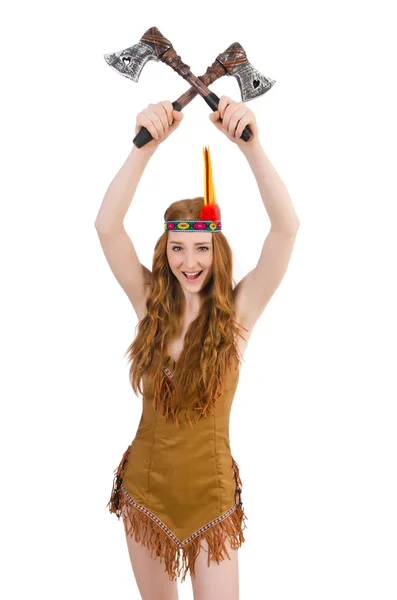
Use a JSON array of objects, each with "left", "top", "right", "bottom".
[
  {"left": 135, "top": 101, "right": 184, "bottom": 150},
  {"left": 209, "top": 96, "right": 260, "bottom": 149}
]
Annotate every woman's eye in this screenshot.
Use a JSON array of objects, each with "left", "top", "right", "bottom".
[{"left": 171, "top": 246, "right": 209, "bottom": 251}]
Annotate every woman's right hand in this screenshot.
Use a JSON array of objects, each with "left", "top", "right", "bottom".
[{"left": 135, "top": 101, "right": 184, "bottom": 150}]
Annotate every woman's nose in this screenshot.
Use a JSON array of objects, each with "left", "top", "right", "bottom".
[{"left": 184, "top": 253, "right": 199, "bottom": 268}]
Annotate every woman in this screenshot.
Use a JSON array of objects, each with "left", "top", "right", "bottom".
[{"left": 95, "top": 96, "right": 300, "bottom": 599}]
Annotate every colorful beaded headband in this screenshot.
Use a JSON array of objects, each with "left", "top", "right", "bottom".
[{"left": 164, "top": 146, "right": 222, "bottom": 232}]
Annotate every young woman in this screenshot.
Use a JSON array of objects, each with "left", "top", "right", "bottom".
[{"left": 95, "top": 96, "right": 299, "bottom": 600}]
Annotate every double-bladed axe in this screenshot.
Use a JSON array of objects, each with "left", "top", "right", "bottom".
[{"left": 104, "top": 26, "right": 275, "bottom": 148}]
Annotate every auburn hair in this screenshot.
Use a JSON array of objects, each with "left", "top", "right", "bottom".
[{"left": 124, "top": 197, "right": 248, "bottom": 428}]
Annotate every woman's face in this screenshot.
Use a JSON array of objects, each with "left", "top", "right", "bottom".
[{"left": 166, "top": 231, "right": 213, "bottom": 291}]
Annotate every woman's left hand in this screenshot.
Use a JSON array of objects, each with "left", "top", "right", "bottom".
[{"left": 209, "top": 96, "right": 260, "bottom": 149}]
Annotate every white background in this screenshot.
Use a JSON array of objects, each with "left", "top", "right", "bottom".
[{"left": 1, "top": 1, "right": 396, "bottom": 598}]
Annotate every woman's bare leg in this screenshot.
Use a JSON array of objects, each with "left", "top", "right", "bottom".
[
  {"left": 125, "top": 532, "right": 179, "bottom": 600},
  {"left": 190, "top": 538, "right": 239, "bottom": 600}
]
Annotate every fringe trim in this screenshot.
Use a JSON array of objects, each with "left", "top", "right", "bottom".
[
  {"left": 152, "top": 360, "right": 186, "bottom": 429},
  {"left": 119, "top": 491, "right": 246, "bottom": 582},
  {"left": 107, "top": 449, "right": 248, "bottom": 582},
  {"left": 152, "top": 350, "right": 241, "bottom": 430}
]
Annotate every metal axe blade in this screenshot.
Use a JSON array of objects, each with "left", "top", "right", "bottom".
[
  {"left": 216, "top": 42, "right": 275, "bottom": 102},
  {"left": 104, "top": 27, "right": 172, "bottom": 83},
  {"left": 104, "top": 32, "right": 275, "bottom": 104}
]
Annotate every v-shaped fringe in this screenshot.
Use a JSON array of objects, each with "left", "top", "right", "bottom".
[
  {"left": 106, "top": 445, "right": 248, "bottom": 582},
  {"left": 152, "top": 351, "right": 241, "bottom": 430}
]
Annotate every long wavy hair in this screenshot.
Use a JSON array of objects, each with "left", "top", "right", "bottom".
[{"left": 124, "top": 197, "right": 248, "bottom": 428}]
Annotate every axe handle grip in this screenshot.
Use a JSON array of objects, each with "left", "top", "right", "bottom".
[
  {"left": 133, "top": 101, "right": 183, "bottom": 148},
  {"left": 205, "top": 92, "right": 253, "bottom": 142}
]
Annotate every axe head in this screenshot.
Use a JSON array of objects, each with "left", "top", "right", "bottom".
[
  {"left": 104, "top": 27, "right": 172, "bottom": 83},
  {"left": 216, "top": 43, "right": 276, "bottom": 102}
]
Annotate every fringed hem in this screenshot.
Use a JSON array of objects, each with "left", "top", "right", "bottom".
[
  {"left": 119, "top": 487, "right": 247, "bottom": 582},
  {"left": 106, "top": 447, "right": 247, "bottom": 582}
]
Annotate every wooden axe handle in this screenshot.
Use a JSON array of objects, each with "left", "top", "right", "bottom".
[
  {"left": 161, "top": 48, "right": 254, "bottom": 143},
  {"left": 133, "top": 61, "right": 225, "bottom": 149}
]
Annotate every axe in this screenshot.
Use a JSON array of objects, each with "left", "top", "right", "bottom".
[{"left": 104, "top": 27, "right": 275, "bottom": 148}]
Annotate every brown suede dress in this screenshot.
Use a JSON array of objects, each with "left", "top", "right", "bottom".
[{"left": 106, "top": 352, "right": 247, "bottom": 582}]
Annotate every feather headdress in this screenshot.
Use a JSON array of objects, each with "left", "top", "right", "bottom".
[
  {"left": 164, "top": 146, "right": 222, "bottom": 232},
  {"left": 200, "top": 146, "right": 221, "bottom": 222}
]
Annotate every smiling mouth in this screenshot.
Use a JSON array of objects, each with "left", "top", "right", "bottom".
[{"left": 182, "top": 271, "right": 203, "bottom": 280}]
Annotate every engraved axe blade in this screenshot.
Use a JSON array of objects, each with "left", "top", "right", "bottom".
[
  {"left": 104, "top": 27, "right": 172, "bottom": 83},
  {"left": 216, "top": 42, "right": 276, "bottom": 102}
]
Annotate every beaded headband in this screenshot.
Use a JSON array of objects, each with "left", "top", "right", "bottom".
[{"left": 164, "top": 146, "right": 222, "bottom": 232}]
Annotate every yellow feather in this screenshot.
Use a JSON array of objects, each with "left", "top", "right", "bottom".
[{"left": 203, "top": 146, "right": 216, "bottom": 207}]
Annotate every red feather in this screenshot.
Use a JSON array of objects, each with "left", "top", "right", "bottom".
[{"left": 200, "top": 203, "right": 220, "bottom": 221}]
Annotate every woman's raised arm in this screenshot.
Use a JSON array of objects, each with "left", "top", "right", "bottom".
[
  {"left": 95, "top": 101, "right": 184, "bottom": 319},
  {"left": 209, "top": 95, "right": 300, "bottom": 331}
]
